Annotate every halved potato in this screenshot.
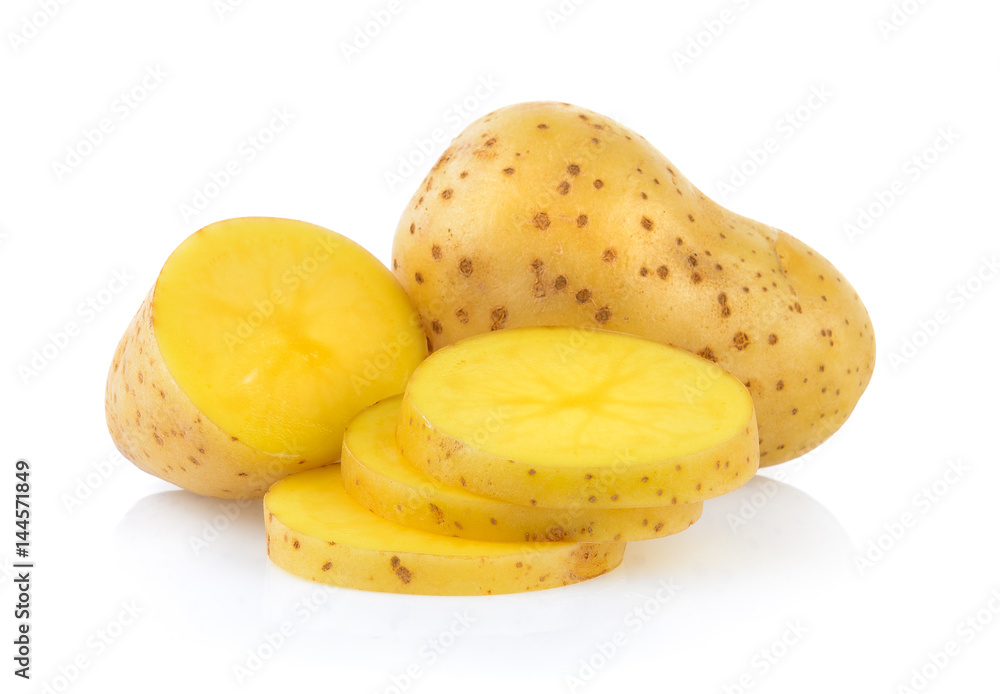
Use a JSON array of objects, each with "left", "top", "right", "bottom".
[
  {"left": 264, "top": 465, "right": 625, "bottom": 595},
  {"left": 106, "top": 217, "right": 427, "bottom": 498},
  {"left": 342, "top": 396, "right": 702, "bottom": 542},
  {"left": 398, "top": 327, "right": 758, "bottom": 508}
]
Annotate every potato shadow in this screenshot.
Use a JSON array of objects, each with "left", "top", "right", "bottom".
[
  {"left": 114, "top": 474, "right": 854, "bottom": 685},
  {"left": 114, "top": 490, "right": 267, "bottom": 633}
]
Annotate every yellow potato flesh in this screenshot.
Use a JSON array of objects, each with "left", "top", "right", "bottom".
[
  {"left": 153, "top": 217, "right": 426, "bottom": 463},
  {"left": 399, "top": 327, "right": 758, "bottom": 507},
  {"left": 342, "top": 396, "right": 702, "bottom": 542},
  {"left": 264, "top": 466, "right": 625, "bottom": 595}
]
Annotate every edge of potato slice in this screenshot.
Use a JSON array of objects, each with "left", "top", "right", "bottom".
[
  {"left": 264, "top": 465, "right": 625, "bottom": 595},
  {"left": 342, "top": 396, "right": 703, "bottom": 542}
]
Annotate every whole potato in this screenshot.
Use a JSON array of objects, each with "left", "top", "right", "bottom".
[{"left": 391, "top": 102, "right": 874, "bottom": 465}]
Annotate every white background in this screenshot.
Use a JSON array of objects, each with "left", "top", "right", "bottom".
[{"left": 2, "top": 1, "right": 999, "bottom": 692}]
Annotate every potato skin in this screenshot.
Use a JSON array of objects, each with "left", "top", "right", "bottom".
[
  {"left": 265, "top": 509, "right": 625, "bottom": 596},
  {"left": 106, "top": 290, "right": 309, "bottom": 498},
  {"left": 264, "top": 466, "right": 626, "bottom": 596},
  {"left": 392, "top": 101, "right": 875, "bottom": 465}
]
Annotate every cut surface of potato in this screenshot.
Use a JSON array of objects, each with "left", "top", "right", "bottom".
[
  {"left": 342, "top": 396, "right": 702, "bottom": 542},
  {"left": 264, "top": 466, "right": 625, "bottom": 595},
  {"left": 106, "top": 217, "right": 427, "bottom": 498},
  {"left": 154, "top": 217, "right": 424, "bottom": 461},
  {"left": 399, "top": 327, "right": 758, "bottom": 508},
  {"left": 392, "top": 101, "right": 875, "bottom": 465}
]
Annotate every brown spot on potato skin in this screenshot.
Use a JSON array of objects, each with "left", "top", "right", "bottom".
[
  {"left": 557, "top": 181, "right": 571, "bottom": 195},
  {"left": 459, "top": 258, "right": 473, "bottom": 276},
  {"left": 656, "top": 265, "right": 669, "bottom": 279},
  {"left": 440, "top": 188, "right": 453, "bottom": 200},
  {"left": 428, "top": 504, "right": 445, "bottom": 524},
  {"left": 567, "top": 163, "right": 580, "bottom": 176},
  {"left": 641, "top": 216, "right": 654, "bottom": 230},
  {"left": 733, "top": 332, "right": 750, "bottom": 351},
  {"left": 409, "top": 223, "right": 415, "bottom": 234},
  {"left": 455, "top": 308, "right": 469, "bottom": 323},
  {"left": 503, "top": 167, "right": 515, "bottom": 175},
  {"left": 553, "top": 275, "right": 568, "bottom": 290},
  {"left": 390, "top": 556, "right": 412, "bottom": 584},
  {"left": 576, "top": 215, "right": 589, "bottom": 228},
  {"left": 594, "top": 306, "right": 612, "bottom": 325},
  {"left": 431, "top": 320, "right": 442, "bottom": 335},
  {"left": 593, "top": 179, "right": 604, "bottom": 189},
  {"left": 414, "top": 272, "right": 423, "bottom": 284},
  {"left": 431, "top": 245, "right": 442, "bottom": 261},
  {"left": 768, "top": 333, "right": 778, "bottom": 345},
  {"left": 575, "top": 289, "right": 592, "bottom": 303},
  {"left": 533, "top": 212, "right": 551, "bottom": 230},
  {"left": 602, "top": 248, "right": 617, "bottom": 263},
  {"left": 537, "top": 123, "right": 549, "bottom": 129},
  {"left": 490, "top": 307, "right": 508, "bottom": 330},
  {"left": 718, "top": 292, "right": 730, "bottom": 317}
]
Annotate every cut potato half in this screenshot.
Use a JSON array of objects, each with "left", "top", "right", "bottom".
[
  {"left": 106, "top": 217, "right": 427, "bottom": 497},
  {"left": 342, "top": 396, "right": 702, "bottom": 542},
  {"left": 398, "top": 327, "right": 758, "bottom": 507},
  {"left": 264, "top": 466, "right": 625, "bottom": 595}
]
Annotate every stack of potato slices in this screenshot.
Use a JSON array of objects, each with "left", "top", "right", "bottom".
[{"left": 265, "top": 327, "right": 759, "bottom": 595}]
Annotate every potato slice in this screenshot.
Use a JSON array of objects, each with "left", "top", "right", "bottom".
[
  {"left": 264, "top": 466, "right": 624, "bottom": 595},
  {"left": 342, "top": 396, "right": 702, "bottom": 542},
  {"left": 106, "top": 217, "right": 426, "bottom": 498},
  {"left": 399, "top": 327, "right": 758, "bottom": 508}
]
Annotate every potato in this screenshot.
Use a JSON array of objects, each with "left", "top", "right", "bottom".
[
  {"left": 391, "top": 102, "right": 875, "bottom": 465},
  {"left": 106, "top": 217, "right": 427, "bottom": 498},
  {"left": 398, "top": 327, "right": 758, "bottom": 508},
  {"left": 342, "top": 395, "right": 703, "bottom": 542},
  {"left": 265, "top": 465, "right": 625, "bottom": 595}
]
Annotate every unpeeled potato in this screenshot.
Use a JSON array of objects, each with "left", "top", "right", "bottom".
[{"left": 391, "top": 102, "right": 875, "bottom": 465}]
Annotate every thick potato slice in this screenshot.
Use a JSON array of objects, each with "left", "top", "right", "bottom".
[
  {"left": 398, "top": 327, "right": 758, "bottom": 508},
  {"left": 342, "top": 396, "right": 702, "bottom": 542},
  {"left": 391, "top": 101, "right": 875, "bottom": 465},
  {"left": 264, "top": 466, "right": 625, "bottom": 595},
  {"left": 106, "top": 217, "right": 427, "bottom": 498}
]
